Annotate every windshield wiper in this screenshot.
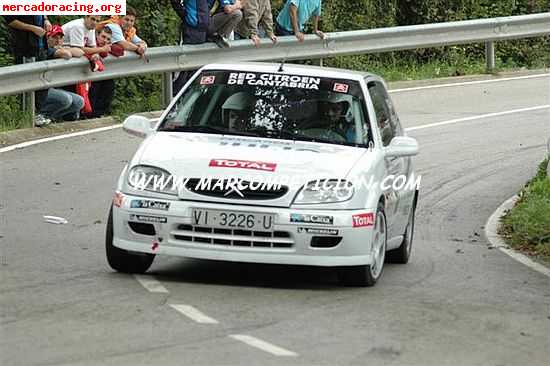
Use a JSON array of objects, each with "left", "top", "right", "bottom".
[
  {"left": 159, "top": 125, "right": 261, "bottom": 137},
  {"left": 277, "top": 130, "right": 344, "bottom": 146}
]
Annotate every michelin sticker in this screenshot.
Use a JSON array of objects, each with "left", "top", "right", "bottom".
[
  {"left": 298, "top": 227, "right": 339, "bottom": 236},
  {"left": 228, "top": 73, "right": 320, "bottom": 90},
  {"left": 129, "top": 214, "right": 167, "bottom": 224}
]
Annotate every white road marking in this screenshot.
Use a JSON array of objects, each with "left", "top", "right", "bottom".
[
  {"left": 229, "top": 334, "right": 298, "bottom": 357},
  {"left": 134, "top": 274, "right": 169, "bottom": 293},
  {"left": 405, "top": 105, "right": 550, "bottom": 132},
  {"left": 390, "top": 73, "right": 550, "bottom": 93},
  {"left": 485, "top": 195, "right": 550, "bottom": 278},
  {"left": 0, "top": 124, "right": 122, "bottom": 154},
  {"left": 169, "top": 304, "right": 219, "bottom": 324}
]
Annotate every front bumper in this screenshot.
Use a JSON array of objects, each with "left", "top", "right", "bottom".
[{"left": 112, "top": 193, "right": 377, "bottom": 267}]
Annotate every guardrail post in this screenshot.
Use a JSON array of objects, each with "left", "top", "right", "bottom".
[
  {"left": 485, "top": 41, "right": 495, "bottom": 72},
  {"left": 21, "top": 57, "right": 36, "bottom": 126},
  {"left": 162, "top": 72, "right": 173, "bottom": 108}
]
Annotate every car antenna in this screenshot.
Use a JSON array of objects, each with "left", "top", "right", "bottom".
[{"left": 278, "top": 58, "right": 285, "bottom": 72}]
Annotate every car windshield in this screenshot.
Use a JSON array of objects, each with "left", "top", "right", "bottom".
[{"left": 158, "top": 70, "right": 373, "bottom": 147}]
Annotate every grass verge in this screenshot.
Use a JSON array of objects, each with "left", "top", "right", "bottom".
[{"left": 499, "top": 158, "right": 550, "bottom": 262}]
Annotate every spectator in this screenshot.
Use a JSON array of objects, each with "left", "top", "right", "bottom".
[
  {"left": 41, "top": 25, "right": 85, "bottom": 122},
  {"left": 4, "top": 15, "right": 52, "bottom": 126},
  {"left": 275, "top": 0, "right": 325, "bottom": 42},
  {"left": 101, "top": 7, "right": 147, "bottom": 57},
  {"left": 46, "top": 24, "right": 83, "bottom": 59},
  {"left": 62, "top": 16, "right": 110, "bottom": 60},
  {"left": 87, "top": 27, "right": 116, "bottom": 118},
  {"left": 208, "top": 0, "right": 243, "bottom": 48},
  {"left": 170, "top": 0, "right": 210, "bottom": 94},
  {"left": 235, "top": 0, "right": 277, "bottom": 47},
  {"left": 171, "top": 0, "right": 210, "bottom": 45}
]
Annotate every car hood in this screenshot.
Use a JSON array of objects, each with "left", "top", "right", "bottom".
[{"left": 134, "top": 132, "right": 367, "bottom": 207}]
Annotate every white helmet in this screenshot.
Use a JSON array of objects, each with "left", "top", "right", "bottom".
[
  {"left": 320, "top": 93, "right": 354, "bottom": 123},
  {"left": 222, "top": 92, "right": 256, "bottom": 128}
]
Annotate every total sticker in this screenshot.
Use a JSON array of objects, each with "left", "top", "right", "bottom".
[{"left": 352, "top": 213, "right": 374, "bottom": 228}]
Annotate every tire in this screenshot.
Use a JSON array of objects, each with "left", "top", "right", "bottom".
[
  {"left": 106, "top": 206, "right": 155, "bottom": 274},
  {"left": 386, "top": 197, "right": 416, "bottom": 264},
  {"left": 339, "top": 203, "right": 387, "bottom": 287}
]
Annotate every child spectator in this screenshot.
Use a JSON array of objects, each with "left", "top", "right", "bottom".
[
  {"left": 41, "top": 25, "right": 85, "bottom": 122},
  {"left": 275, "top": 0, "right": 325, "bottom": 42},
  {"left": 208, "top": 0, "right": 243, "bottom": 48},
  {"left": 87, "top": 27, "right": 116, "bottom": 118},
  {"left": 4, "top": 15, "right": 52, "bottom": 126},
  {"left": 62, "top": 16, "right": 110, "bottom": 60},
  {"left": 101, "top": 7, "right": 147, "bottom": 57},
  {"left": 235, "top": 0, "right": 277, "bottom": 47}
]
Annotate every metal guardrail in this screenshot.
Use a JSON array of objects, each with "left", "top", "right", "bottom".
[{"left": 0, "top": 12, "right": 549, "bottom": 98}]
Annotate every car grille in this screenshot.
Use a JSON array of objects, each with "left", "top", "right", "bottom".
[
  {"left": 184, "top": 178, "right": 288, "bottom": 200},
  {"left": 171, "top": 224, "right": 294, "bottom": 248}
]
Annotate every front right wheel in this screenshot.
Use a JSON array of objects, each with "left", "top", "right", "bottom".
[
  {"left": 105, "top": 206, "right": 155, "bottom": 274},
  {"left": 338, "top": 203, "right": 387, "bottom": 287}
]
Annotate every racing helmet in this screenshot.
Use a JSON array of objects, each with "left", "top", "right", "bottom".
[
  {"left": 222, "top": 92, "right": 256, "bottom": 129},
  {"left": 319, "top": 93, "right": 354, "bottom": 123}
]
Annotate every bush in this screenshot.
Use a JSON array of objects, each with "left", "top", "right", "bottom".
[{"left": 500, "top": 158, "right": 550, "bottom": 260}]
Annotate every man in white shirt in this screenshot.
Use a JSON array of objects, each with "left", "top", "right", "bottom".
[{"left": 62, "top": 16, "right": 110, "bottom": 59}]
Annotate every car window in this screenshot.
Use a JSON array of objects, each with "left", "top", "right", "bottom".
[
  {"left": 368, "top": 81, "right": 395, "bottom": 146},
  {"left": 160, "top": 70, "right": 373, "bottom": 147}
]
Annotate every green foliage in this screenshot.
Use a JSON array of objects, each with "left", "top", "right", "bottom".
[
  {"left": 501, "top": 158, "right": 550, "bottom": 260},
  {"left": 1, "top": 0, "right": 549, "bottom": 130}
]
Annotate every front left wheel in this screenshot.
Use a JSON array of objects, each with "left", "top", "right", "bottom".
[
  {"left": 338, "top": 203, "right": 387, "bottom": 287},
  {"left": 106, "top": 206, "right": 155, "bottom": 274}
]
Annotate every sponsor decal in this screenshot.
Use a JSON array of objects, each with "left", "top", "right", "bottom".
[
  {"left": 290, "top": 213, "right": 334, "bottom": 225},
  {"left": 333, "top": 82, "right": 349, "bottom": 93},
  {"left": 227, "top": 72, "right": 321, "bottom": 90},
  {"left": 209, "top": 159, "right": 277, "bottom": 172},
  {"left": 298, "top": 227, "right": 339, "bottom": 236},
  {"left": 129, "top": 214, "right": 167, "bottom": 224},
  {"left": 130, "top": 199, "right": 170, "bottom": 211},
  {"left": 200, "top": 75, "right": 216, "bottom": 85},
  {"left": 352, "top": 213, "right": 375, "bottom": 228}
]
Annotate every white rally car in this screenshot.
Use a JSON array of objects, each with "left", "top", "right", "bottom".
[{"left": 106, "top": 62, "right": 419, "bottom": 286}]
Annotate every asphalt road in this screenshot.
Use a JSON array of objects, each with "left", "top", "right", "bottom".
[{"left": 1, "top": 74, "right": 549, "bottom": 366}]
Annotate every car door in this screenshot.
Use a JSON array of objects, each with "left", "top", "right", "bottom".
[{"left": 367, "top": 80, "right": 408, "bottom": 241}]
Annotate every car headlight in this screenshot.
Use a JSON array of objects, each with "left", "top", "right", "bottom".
[
  {"left": 127, "top": 165, "right": 178, "bottom": 196},
  {"left": 293, "top": 179, "right": 354, "bottom": 204}
]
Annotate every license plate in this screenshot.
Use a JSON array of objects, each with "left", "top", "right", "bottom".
[{"left": 192, "top": 209, "right": 274, "bottom": 231}]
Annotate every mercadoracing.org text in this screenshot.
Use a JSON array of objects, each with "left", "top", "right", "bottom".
[{"left": 0, "top": 0, "right": 125, "bottom": 15}]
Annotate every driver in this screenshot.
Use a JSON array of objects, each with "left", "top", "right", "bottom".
[
  {"left": 319, "top": 93, "right": 356, "bottom": 142},
  {"left": 222, "top": 92, "right": 256, "bottom": 131}
]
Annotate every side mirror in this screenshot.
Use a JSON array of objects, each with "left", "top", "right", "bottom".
[
  {"left": 122, "top": 115, "right": 154, "bottom": 138},
  {"left": 384, "top": 136, "right": 419, "bottom": 158}
]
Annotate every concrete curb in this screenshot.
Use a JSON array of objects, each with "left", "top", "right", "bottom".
[{"left": 484, "top": 195, "right": 550, "bottom": 277}]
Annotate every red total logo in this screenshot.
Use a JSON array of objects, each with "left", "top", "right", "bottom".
[
  {"left": 352, "top": 213, "right": 375, "bottom": 228},
  {"left": 209, "top": 159, "right": 277, "bottom": 172}
]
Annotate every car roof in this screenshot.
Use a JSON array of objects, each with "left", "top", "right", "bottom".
[{"left": 201, "top": 62, "right": 378, "bottom": 82}]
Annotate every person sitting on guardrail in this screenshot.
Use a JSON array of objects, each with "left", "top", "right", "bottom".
[
  {"left": 62, "top": 16, "right": 111, "bottom": 61},
  {"left": 4, "top": 15, "right": 52, "bottom": 126},
  {"left": 275, "top": 0, "right": 325, "bottom": 42},
  {"left": 86, "top": 27, "right": 117, "bottom": 119},
  {"left": 234, "top": 0, "right": 277, "bottom": 47},
  {"left": 40, "top": 25, "right": 85, "bottom": 123},
  {"left": 99, "top": 7, "right": 148, "bottom": 58},
  {"left": 207, "top": 0, "right": 243, "bottom": 48}
]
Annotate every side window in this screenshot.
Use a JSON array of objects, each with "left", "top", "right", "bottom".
[{"left": 368, "top": 81, "right": 394, "bottom": 146}]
